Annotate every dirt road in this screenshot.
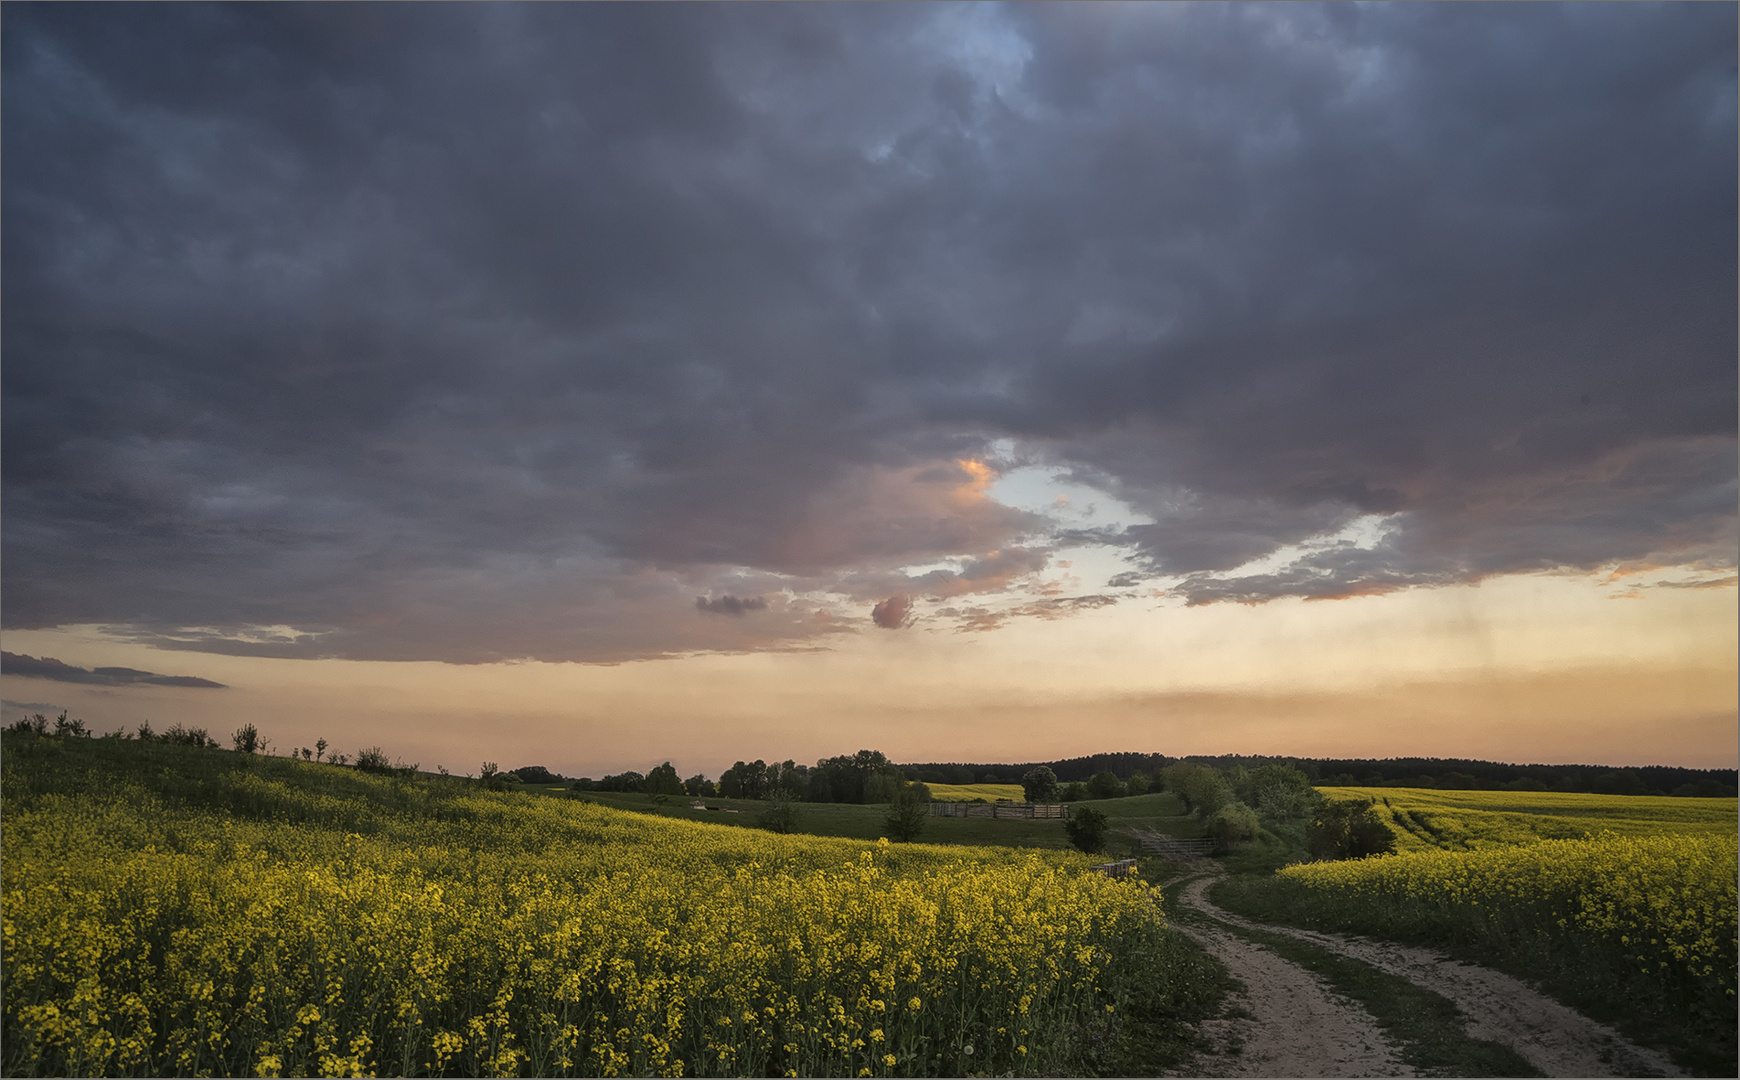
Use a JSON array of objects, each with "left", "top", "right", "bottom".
[{"left": 1171, "top": 872, "right": 1684, "bottom": 1078}]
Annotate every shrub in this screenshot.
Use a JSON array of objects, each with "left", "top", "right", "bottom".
[
  {"left": 355, "top": 746, "right": 393, "bottom": 773},
  {"left": 231, "top": 723, "right": 261, "bottom": 754},
  {"left": 1065, "top": 806, "right": 1109, "bottom": 854},
  {"left": 6, "top": 714, "right": 50, "bottom": 736},
  {"left": 162, "top": 724, "right": 216, "bottom": 749},
  {"left": 52, "top": 712, "right": 90, "bottom": 739},
  {"left": 1204, "top": 801, "right": 1261, "bottom": 845},
  {"left": 882, "top": 783, "right": 929, "bottom": 842},
  {"left": 1308, "top": 798, "right": 1398, "bottom": 860},
  {"left": 758, "top": 793, "right": 801, "bottom": 835}
]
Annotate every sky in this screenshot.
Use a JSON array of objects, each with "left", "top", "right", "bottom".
[{"left": 3, "top": 2, "right": 1735, "bottom": 777}]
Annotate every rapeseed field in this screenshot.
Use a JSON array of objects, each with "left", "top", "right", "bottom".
[
  {"left": 2, "top": 735, "right": 1197, "bottom": 1078},
  {"left": 917, "top": 783, "right": 1026, "bottom": 803},
  {"left": 1279, "top": 832, "right": 1738, "bottom": 997},
  {"left": 1319, "top": 786, "right": 1736, "bottom": 851}
]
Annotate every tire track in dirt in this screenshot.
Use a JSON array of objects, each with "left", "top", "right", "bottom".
[
  {"left": 1177, "top": 873, "right": 1684, "bottom": 1078},
  {"left": 1166, "top": 898, "right": 1408, "bottom": 1076}
]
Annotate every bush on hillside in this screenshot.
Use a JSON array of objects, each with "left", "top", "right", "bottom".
[
  {"left": 1204, "top": 801, "right": 1261, "bottom": 845},
  {"left": 1064, "top": 806, "right": 1109, "bottom": 854},
  {"left": 883, "top": 783, "right": 929, "bottom": 841}
]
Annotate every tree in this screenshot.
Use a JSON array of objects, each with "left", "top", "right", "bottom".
[
  {"left": 684, "top": 774, "right": 716, "bottom": 798},
  {"left": 1064, "top": 806, "right": 1109, "bottom": 854},
  {"left": 644, "top": 762, "right": 685, "bottom": 797},
  {"left": 1022, "top": 766, "right": 1060, "bottom": 803},
  {"left": 883, "top": 783, "right": 929, "bottom": 842},
  {"left": 1231, "top": 764, "right": 1317, "bottom": 821},
  {"left": 1086, "top": 771, "right": 1126, "bottom": 800},
  {"left": 812, "top": 750, "right": 891, "bottom": 804},
  {"left": 512, "top": 765, "right": 563, "bottom": 785},
  {"left": 864, "top": 767, "right": 906, "bottom": 804},
  {"left": 1307, "top": 799, "right": 1397, "bottom": 860},
  {"left": 1164, "top": 763, "right": 1232, "bottom": 818}
]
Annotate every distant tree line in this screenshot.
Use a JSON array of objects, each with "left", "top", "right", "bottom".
[
  {"left": 570, "top": 749, "right": 921, "bottom": 805},
  {"left": 899, "top": 752, "right": 1736, "bottom": 799}
]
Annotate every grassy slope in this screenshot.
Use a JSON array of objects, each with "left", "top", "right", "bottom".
[{"left": 559, "top": 788, "right": 1207, "bottom": 856}]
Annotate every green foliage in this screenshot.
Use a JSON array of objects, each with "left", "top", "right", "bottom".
[
  {"left": 882, "top": 783, "right": 929, "bottom": 842},
  {"left": 479, "top": 761, "right": 520, "bottom": 792},
  {"left": 5, "top": 714, "right": 50, "bottom": 736},
  {"left": 1230, "top": 763, "right": 1317, "bottom": 821},
  {"left": 1204, "top": 801, "right": 1261, "bottom": 845},
  {"left": 231, "top": 723, "right": 261, "bottom": 754},
  {"left": 1086, "top": 770, "right": 1126, "bottom": 800},
  {"left": 1064, "top": 806, "right": 1109, "bottom": 854},
  {"left": 161, "top": 723, "right": 216, "bottom": 749},
  {"left": 1021, "top": 765, "right": 1060, "bottom": 804},
  {"left": 757, "top": 792, "right": 801, "bottom": 834},
  {"left": 1162, "top": 763, "right": 1232, "bottom": 819},
  {"left": 1308, "top": 798, "right": 1398, "bottom": 860},
  {"left": 644, "top": 761, "right": 685, "bottom": 797}
]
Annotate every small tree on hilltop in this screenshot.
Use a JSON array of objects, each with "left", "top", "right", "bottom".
[
  {"left": 883, "top": 783, "right": 929, "bottom": 842},
  {"left": 1064, "top": 806, "right": 1109, "bottom": 854},
  {"left": 1022, "top": 765, "right": 1060, "bottom": 804},
  {"left": 232, "top": 723, "right": 261, "bottom": 754}
]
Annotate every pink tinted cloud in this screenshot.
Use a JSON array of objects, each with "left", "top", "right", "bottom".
[{"left": 871, "top": 593, "right": 914, "bottom": 629}]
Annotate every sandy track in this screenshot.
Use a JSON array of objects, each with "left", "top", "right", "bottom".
[
  {"left": 1176, "top": 873, "right": 1684, "bottom": 1078},
  {"left": 1167, "top": 902, "right": 1407, "bottom": 1076}
]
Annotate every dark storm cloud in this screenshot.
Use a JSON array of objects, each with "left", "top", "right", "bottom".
[
  {"left": 3, "top": 2, "right": 1733, "bottom": 662},
  {"left": 1, "top": 651, "right": 227, "bottom": 688},
  {"left": 696, "top": 595, "right": 768, "bottom": 617}
]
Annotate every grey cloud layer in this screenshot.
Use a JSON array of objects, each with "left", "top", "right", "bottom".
[
  {"left": 0, "top": 651, "right": 227, "bottom": 689},
  {"left": 3, "top": 2, "right": 1733, "bottom": 662}
]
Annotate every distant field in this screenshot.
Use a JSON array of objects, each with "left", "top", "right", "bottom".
[
  {"left": 923, "top": 782, "right": 1026, "bottom": 802},
  {"left": 1320, "top": 786, "right": 1738, "bottom": 851},
  {"left": 562, "top": 788, "right": 1203, "bottom": 853}
]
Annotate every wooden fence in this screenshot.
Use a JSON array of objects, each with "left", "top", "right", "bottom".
[
  {"left": 930, "top": 800, "right": 1069, "bottom": 820},
  {"left": 1089, "top": 858, "right": 1138, "bottom": 878},
  {"left": 1125, "top": 826, "right": 1219, "bottom": 862}
]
